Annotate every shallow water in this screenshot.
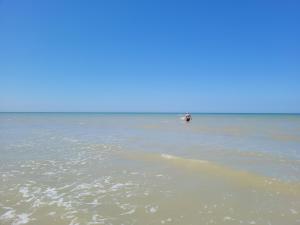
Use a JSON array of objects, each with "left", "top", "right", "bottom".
[{"left": 0, "top": 113, "right": 300, "bottom": 225}]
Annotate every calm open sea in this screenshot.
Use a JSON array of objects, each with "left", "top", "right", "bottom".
[{"left": 0, "top": 113, "right": 300, "bottom": 225}]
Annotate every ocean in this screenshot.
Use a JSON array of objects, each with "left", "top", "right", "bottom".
[{"left": 0, "top": 113, "right": 299, "bottom": 225}]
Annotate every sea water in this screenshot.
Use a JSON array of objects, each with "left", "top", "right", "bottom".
[{"left": 0, "top": 113, "right": 299, "bottom": 225}]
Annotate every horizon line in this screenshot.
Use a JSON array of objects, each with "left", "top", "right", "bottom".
[{"left": 0, "top": 112, "right": 300, "bottom": 114}]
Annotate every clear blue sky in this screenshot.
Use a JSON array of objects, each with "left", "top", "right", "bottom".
[{"left": 0, "top": 0, "right": 299, "bottom": 112}]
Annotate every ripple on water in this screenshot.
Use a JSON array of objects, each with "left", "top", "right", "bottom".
[{"left": 1, "top": 139, "right": 300, "bottom": 225}]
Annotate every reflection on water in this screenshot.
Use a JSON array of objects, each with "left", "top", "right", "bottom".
[{"left": 0, "top": 113, "right": 300, "bottom": 225}]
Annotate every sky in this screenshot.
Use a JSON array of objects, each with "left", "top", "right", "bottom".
[{"left": 0, "top": 0, "right": 299, "bottom": 113}]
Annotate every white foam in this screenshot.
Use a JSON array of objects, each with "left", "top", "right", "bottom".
[
  {"left": 43, "top": 172, "right": 55, "bottom": 176},
  {"left": 161, "top": 154, "right": 175, "bottom": 159},
  {"left": 111, "top": 183, "right": 125, "bottom": 191},
  {"left": 90, "top": 215, "right": 110, "bottom": 224},
  {"left": 32, "top": 199, "right": 41, "bottom": 208},
  {"left": 97, "top": 189, "right": 107, "bottom": 194},
  {"left": 48, "top": 212, "right": 56, "bottom": 216},
  {"left": 104, "top": 176, "right": 111, "bottom": 184},
  {"left": 130, "top": 172, "right": 139, "bottom": 175},
  {"left": 224, "top": 216, "right": 233, "bottom": 221},
  {"left": 290, "top": 209, "right": 298, "bottom": 214},
  {"left": 120, "top": 208, "right": 135, "bottom": 215},
  {"left": 12, "top": 213, "right": 30, "bottom": 225},
  {"left": 44, "top": 188, "right": 58, "bottom": 199},
  {"left": 161, "top": 153, "right": 209, "bottom": 165},
  {"left": 145, "top": 205, "right": 159, "bottom": 214},
  {"left": 19, "top": 187, "right": 29, "bottom": 198},
  {"left": 57, "top": 183, "right": 76, "bottom": 190},
  {"left": 0, "top": 210, "right": 15, "bottom": 220},
  {"left": 69, "top": 217, "right": 79, "bottom": 225}
]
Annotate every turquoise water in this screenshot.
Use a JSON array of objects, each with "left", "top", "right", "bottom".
[{"left": 0, "top": 113, "right": 300, "bottom": 225}]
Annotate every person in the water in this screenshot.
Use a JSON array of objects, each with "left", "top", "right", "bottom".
[{"left": 184, "top": 112, "right": 192, "bottom": 122}]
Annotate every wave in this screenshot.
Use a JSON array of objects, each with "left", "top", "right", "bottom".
[{"left": 119, "top": 151, "right": 300, "bottom": 196}]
